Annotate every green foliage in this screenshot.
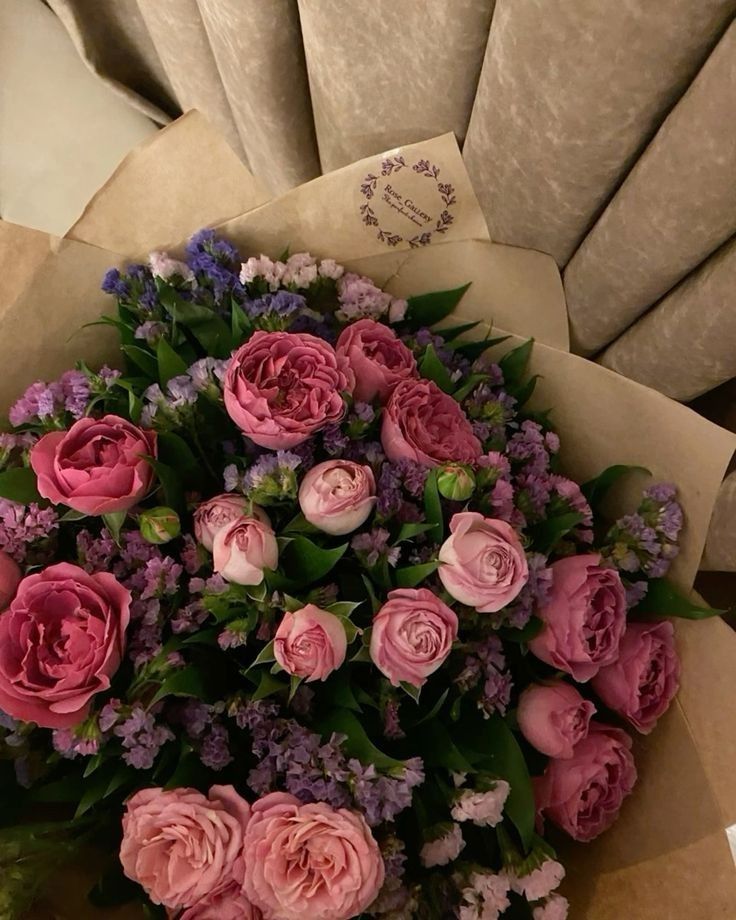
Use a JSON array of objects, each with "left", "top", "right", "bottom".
[
  {"left": 0, "top": 467, "right": 41, "bottom": 504},
  {"left": 405, "top": 283, "right": 472, "bottom": 329},
  {"left": 635, "top": 578, "right": 726, "bottom": 620}
]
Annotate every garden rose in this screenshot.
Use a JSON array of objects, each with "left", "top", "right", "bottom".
[
  {"left": 31, "top": 414, "right": 157, "bottom": 514},
  {"left": 438, "top": 512, "right": 528, "bottom": 612},
  {"left": 517, "top": 682, "right": 596, "bottom": 759},
  {"left": 529, "top": 555, "right": 627, "bottom": 681},
  {"left": 274, "top": 605, "right": 347, "bottom": 682},
  {"left": 194, "top": 493, "right": 251, "bottom": 551},
  {"left": 535, "top": 722, "right": 637, "bottom": 842},
  {"left": 335, "top": 318, "right": 418, "bottom": 403},
  {"left": 120, "top": 785, "right": 250, "bottom": 910},
  {"left": 0, "top": 563, "right": 130, "bottom": 728},
  {"left": 213, "top": 514, "right": 277, "bottom": 585},
  {"left": 381, "top": 378, "right": 482, "bottom": 467},
  {"left": 298, "top": 459, "right": 376, "bottom": 535},
  {"left": 592, "top": 620, "right": 680, "bottom": 733},
  {"left": 370, "top": 587, "right": 458, "bottom": 688},
  {"left": 224, "top": 331, "right": 353, "bottom": 449},
  {"left": 178, "top": 880, "right": 262, "bottom": 919},
  {"left": 241, "top": 792, "right": 384, "bottom": 920},
  {"left": 0, "top": 551, "right": 21, "bottom": 609}
]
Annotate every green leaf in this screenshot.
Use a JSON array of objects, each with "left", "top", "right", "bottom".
[
  {"left": 143, "top": 455, "right": 185, "bottom": 511},
  {"left": 635, "top": 578, "right": 727, "bottom": 620},
  {"left": 163, "top": 751, "right": 210, "bottom": 790},
  {"left": 532, "top": 512, "right": 584, "bottom": 554},
  {"left": 104, "top": 766, "right": 133, "bottom": 799},
  {"left": 336, "top": 615, "right": 361, "bottom": 643},
  {"left": 102, "top": 511, "right": 126, "bottom": 543},
  {"left": 499, "top": 339, "right": 534, "bottom": 387},
  {"left": 252, "top": 669, "right": 288, "bottom": 701},
  {"left": 452, "top": 372, "right": 489, "bottom": 403},
  {"left": 157, "top": 337, "right": 189, "bottom": 387},
  {"left": 60, "top": 508, "right": 89, "bottom": 522},
  {"left": 423, "top": 468, "right": 443, "bottom": 542},
  {"left": 272, "top": 537, "right": 348, "bottom": 588},
  {"left": 317, "top": 708, "right": 403, "bottom": 770},
  {"left": 157, "top": 430, "right": 199, "bottom": 475},
  {"left": 499, "top": 616, "right": 544, "bottom": 643},
  {"left": 159, "top": 286, "right": 234, "bottom": 357},
  {"left": 509, "top": 373, "right": 540, "bottom": 407},
  {"left": 400, "top": 681, "right": 421, "bottom": 702},
  {"left": 455, "top": 333, "right": 511, "bottom": 363},
  {"left": 419, "top": 344, "right": 455, "bottom": 394},
  {"left": 436, "top": 320, "right": 482, "bottom": 341},
  {"left": 88, "top": 862, "right": 140, "bottom": 908},
  {"left": 327, "top": 600, "right": 364, "bottom": 617},
  {"left": 282, "top": 511, "right": 320, "bottom": 534},
  {"left": 395, "top": 560, "right": 440, "bottom": 588},
  {"left": 75, "top": 765, "right": 119, "bottom": 818},
  {"left": 396, "top": 522, "right": 436, "bottom": 543},
  {"left": 82, "top": 754, "right": 104, "bottom": 778},
  {"left": 582, "top": 464, "right": 651, "bottom": 512},
  {"left": 247, "top": 639, "right": 276, "bottom": 670},
  {"left": 231, "top": 300, "right": 251, "bottom": 343},
  {"left": 405, "top": 282, "right": 472, "bottom": 329},
  {"left": 288, "top": 674, "right": 303, "bottom": 703},
  {"left": 413, "top": 688, "right": 450, "bottom": 727},
  {"left": 122, "top": 345, "right": 158, "bottom": 379},
  {"left": 419, "top": 720, "right": 475, "bottom": 773},
  {"left": 0, "top": 467, "right": 41, "bottom": 504},
  {"left": 150, "top": 666, "right": 209, "bottom": 706}
]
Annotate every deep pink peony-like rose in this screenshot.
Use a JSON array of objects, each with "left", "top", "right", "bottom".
[
  {"left": 274, "top": 605, "right": 347, "bottom": 682},
  {"left": 381, "top": 378, "right": 482, "bottom": 467},
  {"left": 517, "top": 682, "right": 596, "bottom": 759},
  {"left": 213, "top": 514, "right": 278, "bottom": 585},
  {"left": 438, "top": 512, "right": 528, "bottom": 612},
  {"left": 298, "top": 459, "right": 376, "bottom": 535},
  {"left": 0, "top": 551, "right": 21, "bottom": 609},
  {"left": 31, "top": 414, "right": 157, "bottom": 515},
  {"left": 194, "top": 493, "right": 250, "bottom": 552},
  {"left": 335, "top": 318, "right": 418, "bottom": 403},
  {"left": 0, "top": 563, "right": 130, "bottom": 728},
  {"left": 224, "top": 331, "right": 353, "bottom": 449},
  {"left": 529, "top": 554, "right": 627, "bottom": 682},
  {"left": 535, "top": 722, "right": 637, "bottom": 842},
  {"left": 120, "top": 785, "right": 250, "bottom": 910},
  {"left": 241, "top": 792, "right": 384, "bottom": 920},
  {"left": 370, "top": 587, "right": 458, "bottom": 688},
  {"left": 592, "top": 620, "right": 680, "bottom": 734}
]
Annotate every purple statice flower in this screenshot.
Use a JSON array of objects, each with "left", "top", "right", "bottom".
[
  {"left": 189, "top": 357, "right": 229, "bottom": 394},
  {"left": 186, "top": 229, "right": 240, "bottom": 299},
  {"left": 189, "top": 573, "right": 229, "bottom": 595},
  {"left": 383, "top": 698, "right": 405, "bottom": 740},
  {"left": 290, "top": 312, "right": 338, "bottom": 343},
  {"left": 77, "top": 527, "right": 118, "bottom": 573},
  {"left": 456, "top": 635, "right": 512, "bottom": 718},
  {"left": 200, "top": 723, "right": 234, "bottom": 771},
  {"left": 52, "top": 727, "right": 99, "bottom": 759},
  {"left": 322, "top": 424, "right": 350, "bottom": 456},
  {"left": 171, "top": 600, "right": 207, "bottom": 635},
  {"left": 507, "top": 421, "right": 553, "bottom": 476},
  {"left": 101, "top": 267, "right": 130, "bottom": 298},
  {"left": 114, "top": 705, "right": 174, "bottom": 770},
  {"left": 218, "top": 620, "right": 249, "bottom": 649},
  {"left": 466, "top": 384, "right": 518, "bottom": 446},
  {"left": 127, "top": 616, "right": 164, "bottom": 667},
  {"left": 353, "top": 402, "right": 375, "bottom": 423},
  {"left": 344, "top": 439, "right": 385, "bottom": 467},
  {"left": 0, "top": 500, "right": 59, "bottom": 563},
  {"left": 139, "top": 556, "right": 182, "bottom": 600},
  {"left": 180, "top": 534, "right": 204, "bottom": 575},
  {"left": 336, "top": 273, "right": 394, "bottom": 321},
  {"left": 0, "top": 432, "right": 35, "bottom": 466},
  {"left": 625, "top": 579, "right": 649, "bottom": 608},
  {"left": 506, "top": 553, "right": 553, "bottom": 629},
  {"left": 135, "top": 320, "right": 167, "bottom": 346},
  {"left": 223, "top": 463, "right": 243, "bottom": 492},
  {"left": 9, "top": 380, "right": 58, "bottom": 426},
  {"left": 176, "top": 700, "right": 211, "bottom": 738},
  {"left": 371, "top": 837, "right": 412, "bottom": 915},
  {"left": 243, "top": 450, "right": 301, "bottom": 503},
  {"left": 289, "top": 437, "right": 317, "bottom": 472},
  {"left": 550, "top": 474, "right": 594, "bottom": 541},
  {"left": 352, "top": 527, "right": 400, "bottom": 568},
  {"left": 377, "top": 463, "right": 402, "bottom": 517},
  {"left": 98, "top": 699, "right": 122, "bottom": 733},
  {"left": 59, "top": 370, "right": 91, "bottom": 418},
  {"left": 245, "top": 290, "right": 306, "bottom": 322}
]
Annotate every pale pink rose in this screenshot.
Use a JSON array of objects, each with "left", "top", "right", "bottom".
[
  {"left": 121, "top": 785, "right": 250, "bottom": 910},
  {"left": 178, "top": 881, "right": 262, "bottom": 919},
  {"left": 149, "top": 251, "right": 194, "bottom": 283},
  {"left": 592, "top": 620, "right": 680, "bottom": 734},
  {"left": 535, "top": 722, "right": 637, "bottom": 842},
  {"left": 0, "top": 563, "right": 130, "bottom": 728},
  {"left": 382, "top": 379, "right": 482, "bottom": 467},
  {"left": 213, "top": 514, "right": 277, "bottom": 585},
  {"left": 533, "top": 895, "right": 569, "bottom": 920},
  {"left": 0, "top": 551, "right": 21, "bottom": 609},
  {"left": 274, "top": 605, "right": 347, "bottom": 682},
  {"left": 508, "top": 859, "right": 565, "bottom": 901},
  {"left": 335, "top": 319, "right": 418, "bottom": 403},
  {"left": 241, "top": 792, "right": 385, "bottom": 920},
  {"left": 298, "top": 459, "right": 376, "bottom": 535},
  {"left": 31, "top": 414, "right": 157, "bottom": 515},
  {"left": 529, "top": 555, "right": 627, "bottom": 682},
  {"left": 193, "top": 493, "right": 250, "bottom": 551},
  {"left": 224, "top": 331, "right": 353, "bottom": 449},
  {"left": 420, "top": 823, "right": 465, "bottom": 868},
  {"left": 370, "top": 587, "right": 458, "bottom": 688},
  {"left": 517, "top": 682, "right": 596, "bottom": 759},
  {"left": 438, "top": 512, "right": 528, "bottom": 612},
  {"left": 451, "top": 782, "right": 510, "bottom": 828}
]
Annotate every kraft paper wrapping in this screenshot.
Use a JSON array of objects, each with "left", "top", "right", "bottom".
[
  {"left": 565, "top": 21, "right": 736, "bottom": 356},
  {"left": 702, "top": 472, "right": 736, "bottom": 572},
  {"left": 462, "top": 0, "right": 736, "bottom": 266},
  {"left": 7, "top": 117, "right": 736, "bottom": 918},
  {"left": 600, "top": 235, "right": 736, "bottom": 401}
]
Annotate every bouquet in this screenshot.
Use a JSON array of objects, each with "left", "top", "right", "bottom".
[{"left": 0, "top": 228, "right": 718, "bottom": 920}]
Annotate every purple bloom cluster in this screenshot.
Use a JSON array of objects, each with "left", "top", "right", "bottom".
[
  {"left": 376, "top": 460, "right": 427, "bottom": 519},
  {"left": 0, "top": 500, "right": 59, "bottom": 564},
  {"left": 456, "top": 634, "right": 513, "bottom": 718},
  {"left": 186, "top": 229, "right": 240, "bottom": 300},
  {"left": 352, "top": 528, "right": 401, "bottom": 568},
  {"left": 9, "top": 370, "right": 91, "bottom": 427},
  {"left": 99, "top": 700, "right": 174, "bottom": 770},
  {"left": 173, "top": 700, "right": 234, "bottom": 771},
  {"left": 244, "top": 290, "right": 306, "bottom": 328},
  {"left": 505, "top": 552, "right": 553, "bottom": 629}
]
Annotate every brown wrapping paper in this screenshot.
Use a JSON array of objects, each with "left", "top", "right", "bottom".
[
  {"left": 702, "top": 471, "right": 736, "bottom": 572},
  {"left": 7, "top": 116, "right": 736, "bottom": 918}
]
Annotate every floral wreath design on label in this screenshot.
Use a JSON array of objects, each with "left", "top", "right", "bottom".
[{"left": 359, "top": 155, "right": 457, "bottom": 248}]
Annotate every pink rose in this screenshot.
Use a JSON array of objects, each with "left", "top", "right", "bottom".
[
  {"left": 0, "top": 563, "right": 130, "bottom": 728},
  {"left": 31, "top": 414, "right": 157, "bottom": 515},
  {"left": 224, "top": 331, "right": 353, "bottom": 449},
  {"left": 178, "top": 880, "right": 261, "bottom": 920},
  {"left": 213, "top": 514, "right": 277, "bottom": 585},
  {"left": 517, "top": 682, "right": 596, "bottom": 759},
  {"left": 194, "top": 493, "right": 250, "bottom": 551},
  {"left": 274, "top": 605, "right": 347, "bottom": 682},
  {"left": 438, "top": 512, "right": 528, "bottom": 612},
  {"left": 529, "top": 555, "right": 627, "bottom": 682},
  {"left": 381, "top": 378, "right": 482, "bottom": 467},
  {"left": 0, "top": 551, "right": 21, "bottom": 609},
  {"left": 592, "top": 620, "right": 680, "bottom": 734},
  {"left": 121, "top": 785, "right": 250, "bottom": 910},
  {"left": 241, "top": 792, "right": 384, "bottom": 920},
  {"left": 335, "top": 319, "right": 418, "bottom": 403},
  {"left": 370, "top": 587, "right": 458, "bottom": 688},
  {"left": 298, "top": 460, "right": 376, "bottom": 535},
  {"left": 535, "top": 722, "right": 637, "bottom": 842}
]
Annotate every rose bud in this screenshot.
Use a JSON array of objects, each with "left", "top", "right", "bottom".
[
  {"left": 274, "top": 605, "right": 347, "bottom": 682},
  {"left": 0, "top": 551, "right": 21, "bottom": 609},
  {"left": 194, "top": 493, "right": 250, "bottom": 552},
  {"left": 517, "top": 682, "right": 596, "bottom": 759},
  {"left": 139, "top": 507, "right": 181, "bottom": 545},
  {"left": 335, "top": 318, "right": 418, "bottom": 403},
  {"left": 438, "top": 512, "right": 528, "bottom": 612},
  {"left": 298, "top": 459, "right": 376, "bottom": 536},
  {"left": 529, "top": 555, "right": 626, "bottom": 682},
  {"left": 213, "top": 514, "right": 278, "bottom": 586},
  {"left": 437, "top": 464, "right": 476, "bottom": 501},
  {"left": 592, "top": 620, "right": 680, "bottom": 734}
]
